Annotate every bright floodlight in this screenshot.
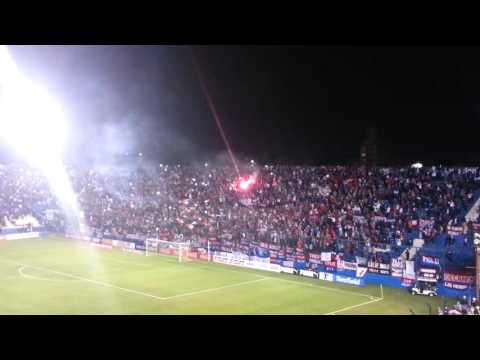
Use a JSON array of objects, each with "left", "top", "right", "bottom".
[
  {"left": 411, "top": 162, "right": 423, "bottom": 169},
  {"left": 0, "top": 46, "right": 67, "bottom": 160},
  {"left": 0, "top": 45, "right": 84, "bottom": 233}
]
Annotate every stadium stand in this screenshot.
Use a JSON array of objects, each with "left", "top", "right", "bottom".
[{"left": 1, "top": 163, "right": 478, "bottom": 303}]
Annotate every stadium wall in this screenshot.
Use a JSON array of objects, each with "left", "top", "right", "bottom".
[{"left": 36, "top": 232, "right": 478, "bottom": 299}]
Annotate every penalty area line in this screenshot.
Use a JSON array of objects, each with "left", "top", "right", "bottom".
[
  {"left": 325, "top": 297, "right": 383, "bottom": 315},
  {"left": 162, "top": 278, "right": 270, "bottom": 300},
  {"left": 18, "top": 265, "right": 80, "bottom": 282},
  {"left": 1, "top": 258, "right": 168, "bottom": 301}
]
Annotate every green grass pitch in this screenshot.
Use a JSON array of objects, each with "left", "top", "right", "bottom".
[{"left": 0, "top": 236, "right": 453, "bottom": 314}]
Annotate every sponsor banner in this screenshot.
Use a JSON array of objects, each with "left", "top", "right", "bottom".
[
  {"left": 251, "top": 256, "right": 270, "bottom": 263},
  {"left": 401, "top": 277, "right": 416, "bottom": 287},
  {"left": 317, "top": 271, "right": 334, "bottom": 282},
  {"left": 418, "top": 268, "right": 438, "bottom": 282},
  {"left": 268, "top": 264, "right": 281, "bottom": 272},
  {"left": 121, "top": 241, "right": 136, "bottom": 250},
  {"left": 280, "top": 266, "right": 296, "bottom": 274},
  {"left": 126, "top": 234, "right": 146, "bottom": 241},
  {"left": 368, "top": 261, "right": 379, "bottom": 273},
  {"left": 368, "top": 261, "right": 391, "bottom": 275},
  {"left": 122, "top": 248, "right": 144, "bottom": 255},
  {"left": 240, "top": 260, "right": 281, "bottom": 273},
  {"left": 444, "top": 282, "right": 470, "bottom": 290},
  {"left": 269, "top": 258, "right": 283, "bottom": 265},
  {"left": 443, "top": 271, "right": 475, "bottom": 285},
  {"left": 3, "top": 232, "right": 40, "bottom": 240},
  {"left": 135, "top": 243, "right": 146, "bottom": 251},
  {"left": 233, "top": 252, "right": 250, "bottom": 260},
  {"left": 421, "top": 255, "right": 440, "bottom": 267},
  {"left": 90, "top": 243, "right": 113, "bottom": 250},
  {"left": 334, "top": 274, "right": 364, "bottom": 287},
  {"left": 213, "top": 252, "right": 252, "bottom": 267},
  {"left": 324, "top": 261, "right": 337, "bottom": 272},
  {"left": 337, "top": 260, "right": 357, "bottom": 271},
  {"left": 282, "top": 260, "right": 294, "bottom": 268},
  {"left": 356, "top": 266, "right": 368, "bottom": 278},
  {"left": 300, "top": 269, "right": 316, "bottom": 278}
]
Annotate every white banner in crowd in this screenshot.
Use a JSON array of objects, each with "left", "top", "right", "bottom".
[
  {"left": 404, "top": 260, "right": 415, "bottom": 278},
  {"left": 337, "top": 260, "right": 357, "bottom": 271},
  {"left": 391, "top": 257, "right": 405, "bottom": 277},
  {"left": 321, "top": 252, "right": 332, "bottom": 262}
]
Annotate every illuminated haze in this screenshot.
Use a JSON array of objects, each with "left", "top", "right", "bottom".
[{"left": 0, "top": 45, "right": 86, "bottom": 233}]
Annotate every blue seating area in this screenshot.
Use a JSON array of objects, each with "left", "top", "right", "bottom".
[{"left": 416, "top": 234, "right": 475, "bottom": 271}]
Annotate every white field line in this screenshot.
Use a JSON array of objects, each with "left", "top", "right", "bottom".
[
  {"left": 266, "top": 276, "right": 375, "bottom": 300},
  {"left": 325, "top": 284, "right": 385, "bottom": 315},
  {"left": 86, "top": 241, "right": 375, "bottom": 301},
  {"left": 198, "top": 263, "right": 374, "bottom": 300},
  {"left": 147, "top": 258, "right": 376, "bottom": 300},
  {"left": 4, "top": 251, "right": 379, "bottom": 305},
  {"left": 2, "top": 258, "right": 271, "bottom": 303},
  {"left": 325, "top": 297, "right": 384, "bottom": 315},
  {"left": 18, "top": 265, "right": 79, "bottom": 282},
  {"left": 161, "top": 278, "right": 270, "bottom": 300},
  {"left": 1, "top": 259, "right": 167, "bottom": 301}
]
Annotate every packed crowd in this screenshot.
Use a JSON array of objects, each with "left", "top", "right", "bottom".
[
  {"left": 439, "top": 296, "right": 480, "bottom": 315},
  {"left": 2, "top": 163, "right": 480, "bottom": 257}
]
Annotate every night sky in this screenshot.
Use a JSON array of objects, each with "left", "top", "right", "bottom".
[{"left": 2, "top": 45, "right": 480, "bottom": 166}]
